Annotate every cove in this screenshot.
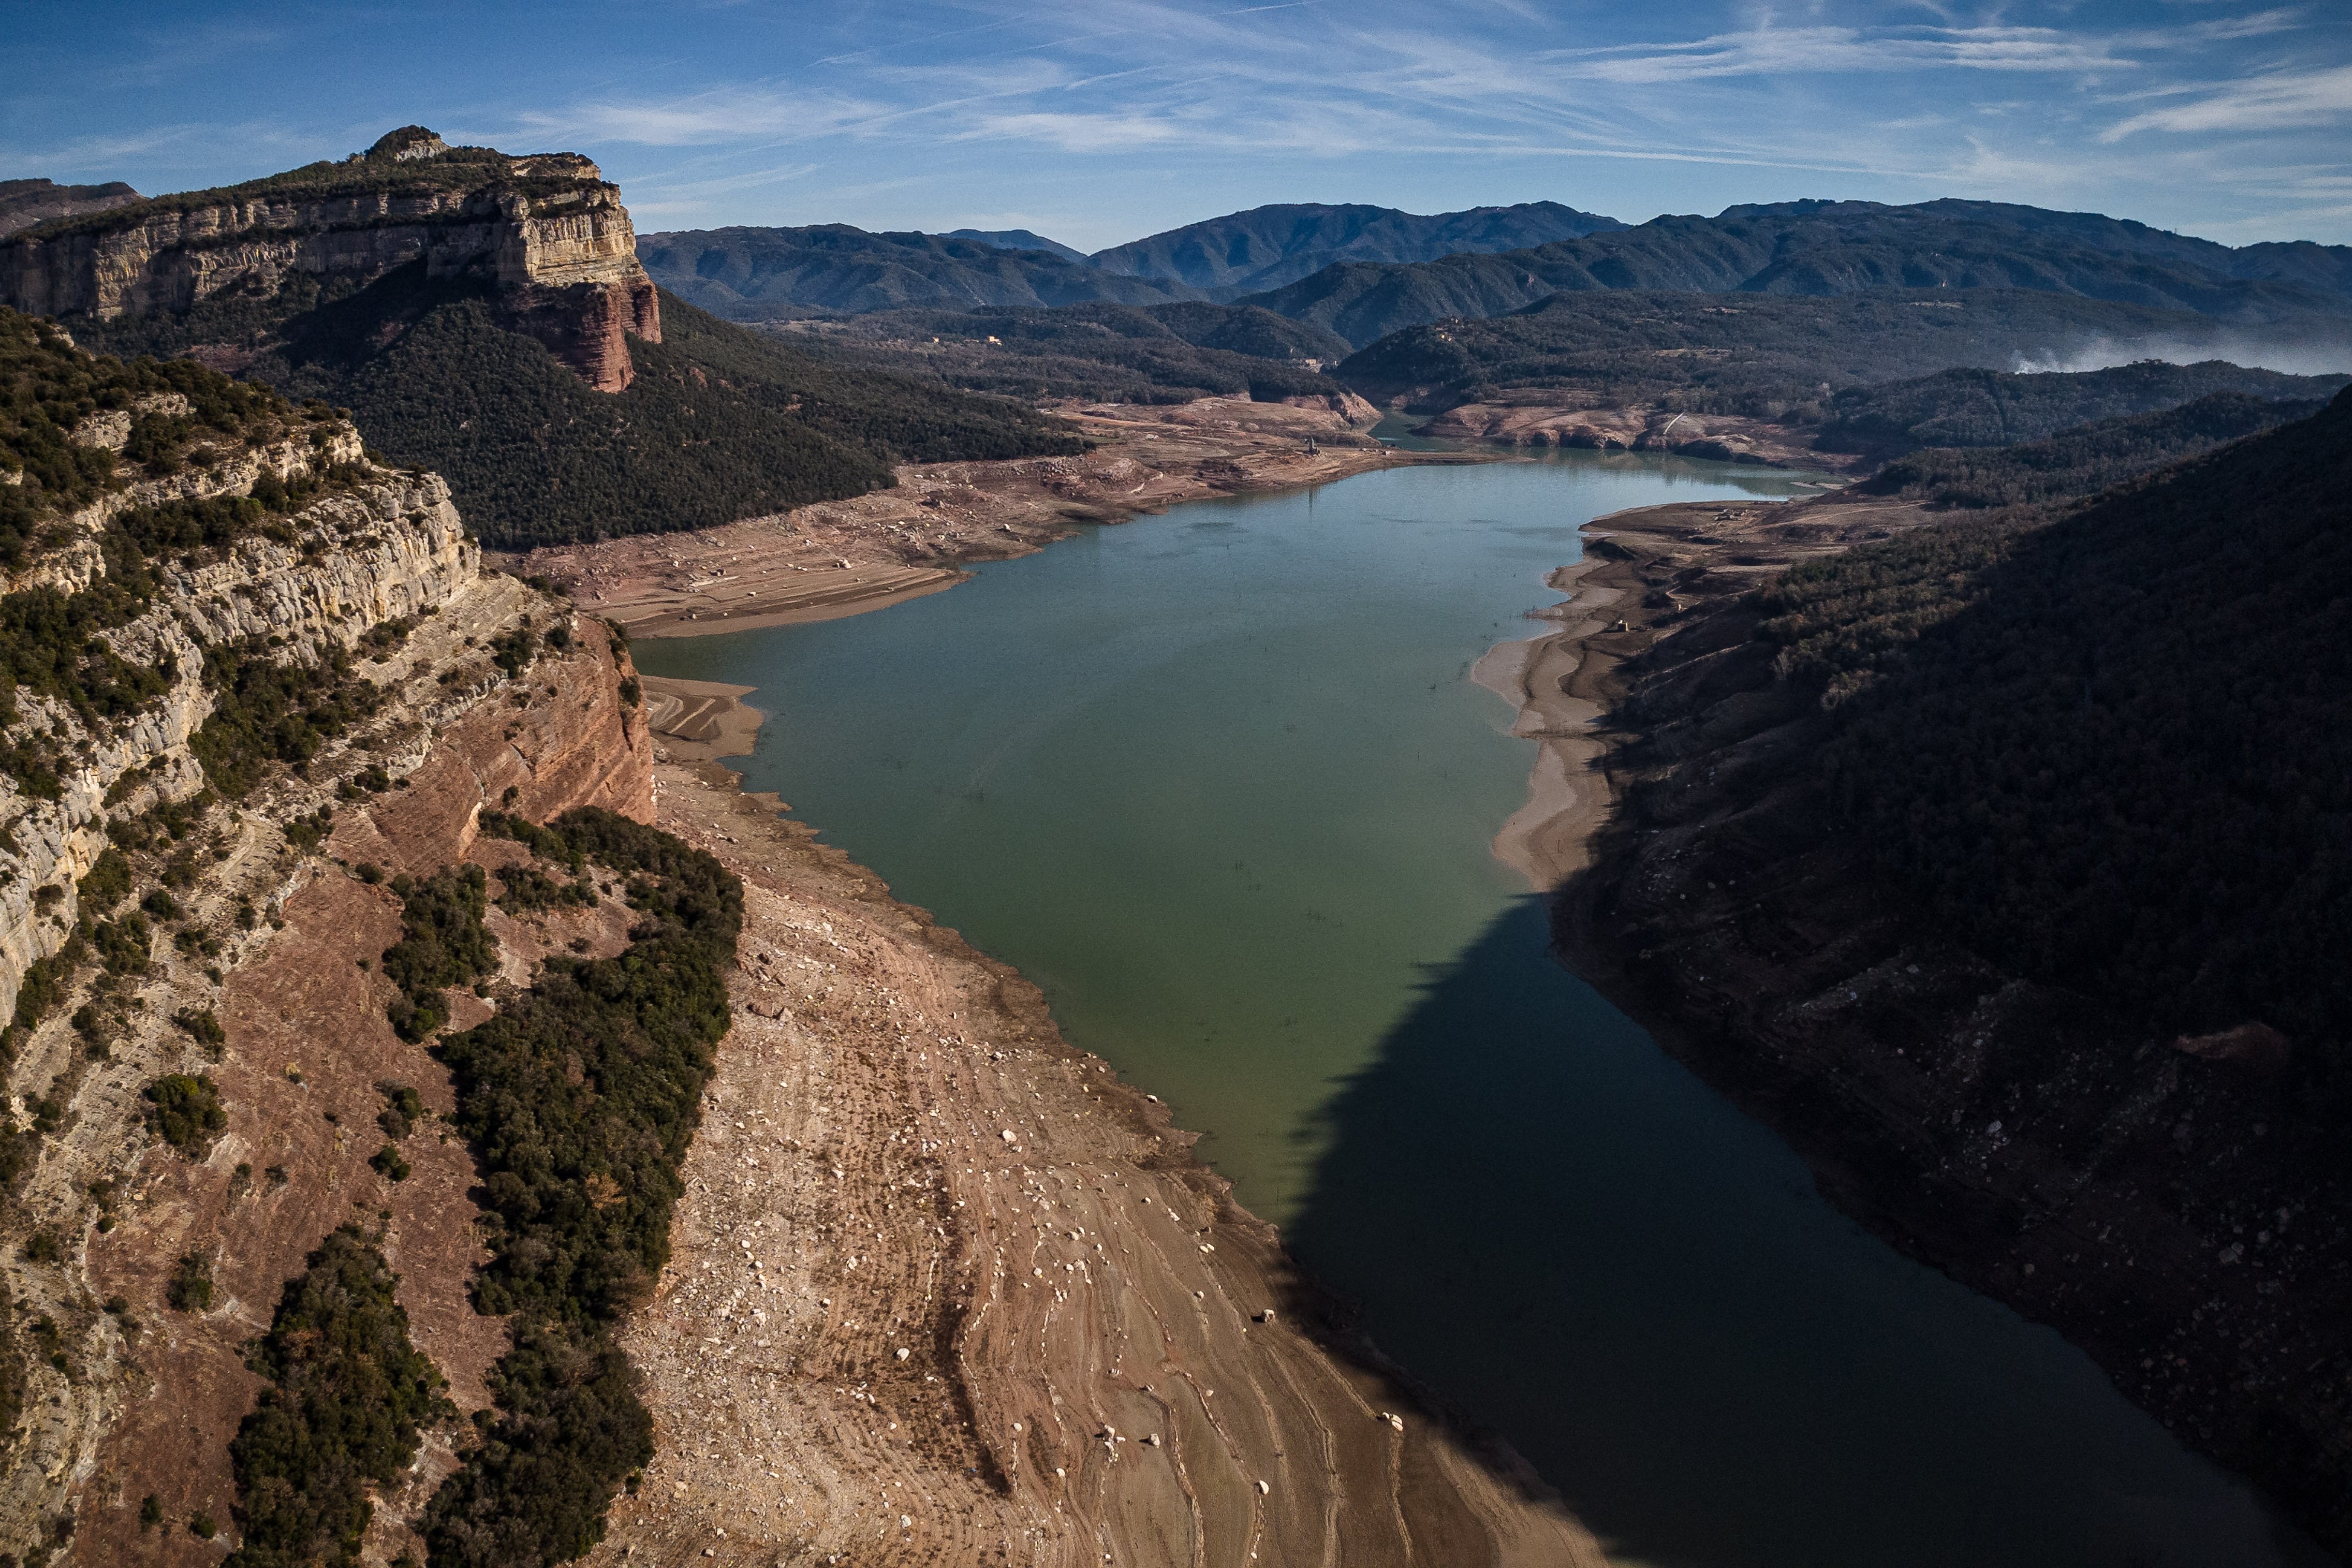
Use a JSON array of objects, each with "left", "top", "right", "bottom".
[{"left": 633, "top": 451, "right": 2323, "bottom": 1568}]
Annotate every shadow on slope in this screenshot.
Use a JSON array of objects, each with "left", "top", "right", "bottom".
[{"left": 1278, "top": 897, "right": 2318, "bottom": 1568}]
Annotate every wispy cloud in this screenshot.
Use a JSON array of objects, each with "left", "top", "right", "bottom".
[{"left": 2102, "top": 61, "right": 2352, "bottom": 139}]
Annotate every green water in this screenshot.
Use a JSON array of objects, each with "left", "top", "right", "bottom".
[{"left": 636, "top": 451, "right": 2324, "bottom": 1568}]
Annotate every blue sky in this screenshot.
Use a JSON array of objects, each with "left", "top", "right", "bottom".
[{"left": 5, "top": 1, "right": 2349, "bottom": 251}]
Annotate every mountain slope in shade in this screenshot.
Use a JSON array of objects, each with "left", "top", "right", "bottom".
[
  {"left": 942, "top": 227, "right": 1091, "bottom": 265},
  {"left": 0, "top": 177, "right": 141, "bottom": 239},
  {"left": 1244, "top": 199, "right": 2352, "bottom": 347},
  {"left": 1088, "top": 200, "right": 1625, "bottom": 296},
  {"left": 638, "top": 225, "right": 1198, "bottom": 318}
]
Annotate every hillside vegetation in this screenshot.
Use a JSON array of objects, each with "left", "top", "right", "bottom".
[
  {"left": 639, "top": 225, "right": 1197, "bottom": 318},
  {"left": 76, "top": 277, "right": 1083, "bottom": 548},
  {"left": 1757, "top": 390, "right": 2352, "bottom": 1060},
  {"left": 1857, "top": 391, "right": 2324, "bottom": 509},
  {"left": 776, "top": 301, "right": 1354, "bottom": 405},
  {"left": 1245, "top": 198, "right": 2352, "bottom": 347},
  {"left": 423, "top": 809, "right": 741, "bottom": 1566},
  {"left": 1814, "top": 360, "right": 2346, "bottom": 458},
  {"left": 1337, "top": 289, "right": 2276, "bottom": 422},
  {"left": 1089, "top": 200, "right": 1624, "bottom": 296}
]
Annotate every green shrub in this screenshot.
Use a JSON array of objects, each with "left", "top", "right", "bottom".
[
  {"left": 167, "top": 1251, "right": 214, "bottom": 1312},
  {"left": 192, "top": 641, "right": 384, "bottom": 798},
  {"left": 380, "top": 866, "right": 496, "bottom": 1041},
  {"left": 423, "top": 810, "right": 739, "bottom": 1566},
  {"left": 420, "top": 1319, "right": 650, "bottom": 1568},
  {"left": 75, "top": 850, "right": 130, "bottom": 912},
  {"left": 94, "top": 912, "right": 150, "bottom": 976},
  {"left": 377, "top": 1082, "right": 422, "bottom": 1140},
  {"left": 224, "top": 1226, "right": 449, "bottom": 1568},
  {"left": 173, "top": 1007, "right": 227, "bottom": 1057},
  {"left": 144, "top": 1072, "right": 226, "bottom": 1156}
]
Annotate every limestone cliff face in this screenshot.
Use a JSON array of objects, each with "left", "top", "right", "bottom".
[
  {"left": 0, "top": 431, "right": 477, "bottom": 1027},
  {"left": 0, "top": 138, "right": 661, "bottom": 391},
  {"left": 0, "top": 445, "right": 654, "bottom": 1560}
]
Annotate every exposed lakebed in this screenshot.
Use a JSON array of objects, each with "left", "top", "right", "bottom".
[{"left": 635, "top": 451, "right": 2323, "bottom": 1568}]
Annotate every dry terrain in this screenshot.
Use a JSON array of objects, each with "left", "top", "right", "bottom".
[
  {"left": 507, "top": 398, "right": 1488, "bottom": 639},
  {"left": 586, "top": 754, "right": 1609, "bottom": 1566},
  {"left": 1476, "top": 492, "right": 1925, "bottom": 890},
  {"left": 1422, "top": 399, "right": 1863, "bottom": 473}
]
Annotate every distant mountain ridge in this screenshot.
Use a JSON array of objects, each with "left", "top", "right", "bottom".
[
  {"left": 0, "top": 177, "right": 142, "bottom": 239},
  {"left": 638, "top": 225, "right": 1200, "bottom": 318},
  {"left": 1243, "top": 198, "right": 2352, "bottom": 346},
  {"left": 1086, "top": 200, "right": 1626, "bottom": 295},
  {"left": 638, "top": 199, "right": 1629, "bottom": 318}
]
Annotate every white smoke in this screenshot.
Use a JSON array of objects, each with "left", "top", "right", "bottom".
[{"left": 2007, "top": 333, "right": 2352, "bottom": 379}]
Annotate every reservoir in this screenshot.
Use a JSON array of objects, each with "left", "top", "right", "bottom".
[{"left": 634, "top": 450, "right": 2323, "bottom": 1568}]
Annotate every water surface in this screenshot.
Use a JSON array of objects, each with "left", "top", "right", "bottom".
[{"left": 636, "top": 451, "right": 2321, "bottom": 1568}]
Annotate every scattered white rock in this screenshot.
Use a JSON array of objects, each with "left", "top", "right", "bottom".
[
  {"left": 1256, "top": 1479, "right": 1270, "bottom": 1495},
  {"left": 895, "top": 1346, "right": 911, "bottom": 1361}
]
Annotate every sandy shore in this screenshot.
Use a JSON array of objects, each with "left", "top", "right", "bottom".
[
  {"left": 587, "top": 749, "right": 1612, "bottom": 1566},
  {"left": 1477, "top": 491, "right": 1925, "bottom": 890},
  {"left": 513, "top": 396, "right": 1494, "bottom": 640}
]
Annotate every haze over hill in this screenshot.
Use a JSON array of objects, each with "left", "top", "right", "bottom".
[{"left": 942, "top": 227, "right": 1090, "bottom": 265}]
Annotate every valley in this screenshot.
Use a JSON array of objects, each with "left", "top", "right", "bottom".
[{"left": 0, "top": 95, "right": 2347, "bottom": 1568}]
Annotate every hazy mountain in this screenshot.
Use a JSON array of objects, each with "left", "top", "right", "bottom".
[
  {"left": 1245, "top": 199, "right": 2352, "bottom": 346},
  {"left": 942, "top": 227, "right": 1090, "bottom": 265},
  {"left": 0, "top": 176, "right": 141, "bottom": 238},
  {"left": 1088, "top": 200, "right": 1625, "bottom": 296},
  {"left": 638, "top": 225, "right": 1199, "bottom": 318}
]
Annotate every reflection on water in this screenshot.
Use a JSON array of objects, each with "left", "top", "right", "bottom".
[{"left": 634, "top": 453, "right": 2320, "bottom": 1567}]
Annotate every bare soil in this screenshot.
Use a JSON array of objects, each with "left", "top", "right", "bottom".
[{"left": 590, "top": 759, "right": 1609, "bottom": 1566}]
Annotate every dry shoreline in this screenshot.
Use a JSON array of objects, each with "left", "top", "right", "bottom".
[
  {"left": 598, "top": 688, "right": 1610, "bottom": 1562},
  {"left": 514, "top": 395, "right": 1498, "bottom": 640},
  {"left": 1476, "top": 491, "right": 1918, "bottom": 890}
]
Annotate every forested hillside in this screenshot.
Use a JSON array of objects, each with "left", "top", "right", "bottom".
[
  {"left": 1088, "top": 200, "right": 1624, "bottom": 295},
  {"left": 1336, "top": 289, "right": 2267, "bottom": 420},
  {"left": 1855, "top": 391, "right": 2324, "bottom": 508},
  {"left": 639, "top": 225, "right": 1197, "bottom": 317},
  {"left": 774, "top": 301, "right": 1354, "bottom": 405},
  {"left": 1760, "top": 391, "right": 2352, "bottom": 1049},
  {"left": 1244, "top": 198, "right": 2352, "bottom": 346},
  {"left": 76, "top": 275, "right": 1082, "bottom": 548},
  {"left": 1812, "top": 360, "right": 2347, "bottom": 458}
]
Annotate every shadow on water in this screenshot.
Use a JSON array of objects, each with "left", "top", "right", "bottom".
[{"left": 1282, "top": 897, "right": 2318, "bottom": 1568}]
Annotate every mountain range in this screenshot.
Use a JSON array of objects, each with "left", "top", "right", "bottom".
[
  {"left": 638, "top": 200, "right": 1624, "bottom": 317},
  {"left": 1239, "top": 198, "right": 2352, "bottom": 346}
]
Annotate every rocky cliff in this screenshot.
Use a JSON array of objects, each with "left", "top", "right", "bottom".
[
  {"left": 0, "top": 129, "right": 659, "bottom": 391},
  {"left": 0, "top": 316, "right": 655, "bottom": 1561}
]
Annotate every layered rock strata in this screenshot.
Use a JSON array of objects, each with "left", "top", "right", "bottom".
[
  {"left": 0, "top": 134, "right": 660, "bottom": 391},
  {"left": 0, "top": 454, "right": 654, "bottom": 1560}
]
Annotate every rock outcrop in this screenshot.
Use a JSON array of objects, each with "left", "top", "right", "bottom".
[
  {"left": 0, "top": 443, "right": 655, "bottom": 1563},
  {"left": 0, "top": 131, "right": 660, "bottom": 391}
]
